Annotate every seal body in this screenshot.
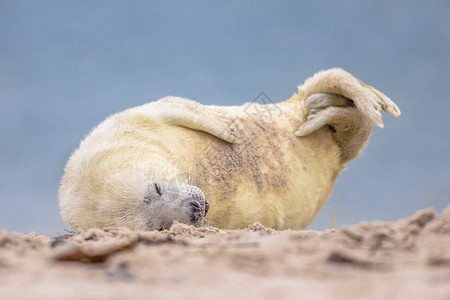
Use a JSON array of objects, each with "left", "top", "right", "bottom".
[
  {"left": 187, "top": 102, "right": 342, "bottom": 229},
  {"left": 59, "top": 68, "right": 400, "bottom": 230}
]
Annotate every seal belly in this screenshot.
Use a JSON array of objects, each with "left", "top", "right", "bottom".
[{"left": 183, "top": 116, "right": 342, "bottom": 230}]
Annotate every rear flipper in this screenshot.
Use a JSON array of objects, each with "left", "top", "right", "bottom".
[
  {"left": 295, "top": 94, "right": 372, "bottom": 163},
  {"left": 294, "top": 69, "right": 401, "bottom": 163},
  {"left": 296, "top": 68, "right": 401, "bottom": 128}
]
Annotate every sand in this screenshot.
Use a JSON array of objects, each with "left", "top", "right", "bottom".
[{"left": 1, "top": 206, "right": 449, "bottom": 300}]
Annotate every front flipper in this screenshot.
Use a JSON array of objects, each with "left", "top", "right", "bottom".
[{"left": 154, "top": 97, "right": 237, "bottom": 143}]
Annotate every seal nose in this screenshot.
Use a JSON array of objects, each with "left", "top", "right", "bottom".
[
  {"left": 185, "top": 184, "right": 209, "bottom": 224},
  {"left": 185, "top": 184, "right": 209, "bottom": 213},
  {"left": 189, "top": 200, "right": 201, "bottom": 211},
  {"left": 189, "top": 200, "right": 203, "bottom": 223}
]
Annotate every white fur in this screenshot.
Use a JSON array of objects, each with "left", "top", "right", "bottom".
[{"left": 59, "top": 69, "right": 400, "bottom": 230}]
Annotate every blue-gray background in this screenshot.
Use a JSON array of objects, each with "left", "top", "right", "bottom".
[{"left": 1, "top": 1, "right": 449, "bottom": 236}]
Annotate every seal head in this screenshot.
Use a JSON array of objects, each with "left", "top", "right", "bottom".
[{"left": 144, "top": 180, "right": 209, "bottom": 230}]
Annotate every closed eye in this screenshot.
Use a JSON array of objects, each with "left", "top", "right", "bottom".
[{"left": 154, "top": 183, "right": 162, "bottom": 196}]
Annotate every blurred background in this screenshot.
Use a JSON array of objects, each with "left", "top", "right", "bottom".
[{"left": 1, "top": 1, "right": 449, "bottom": 236}]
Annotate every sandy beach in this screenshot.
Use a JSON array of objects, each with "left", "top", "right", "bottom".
[{"left": 0, "top": 206, "right": 449, "bottom": 300}]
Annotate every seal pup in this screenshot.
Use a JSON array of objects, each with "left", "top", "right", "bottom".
[{"left": 59, "top": 68, "right": 400, "bottom": 231}]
